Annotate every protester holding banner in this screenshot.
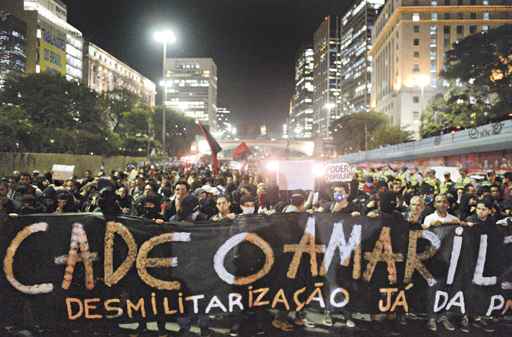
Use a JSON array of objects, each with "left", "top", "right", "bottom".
[{"left": 1, "top": 162, "right": 512, "bottom": 337}]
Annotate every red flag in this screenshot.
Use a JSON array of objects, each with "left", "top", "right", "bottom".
[
  {"left": 233, "top": 142, "right": 251, "bottom": 160},
  {"left": 197, "top": 122, "right": 222, "bottom": 175}
]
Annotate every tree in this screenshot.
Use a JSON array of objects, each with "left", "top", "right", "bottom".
[
  {"left": 0, "top": 104, "right": 32, "bottom": 153},
  {"left": 0, "top": 73, "right": 115, "bottom": 154},
  {"left": 153, "top": 107, "right": 200, "bottom": 157},
  {"left": 370, "top": 125, "right": 414, "bottom": 149},
  {"left": 330, "top": 111, "right": 413, "bottom": 154},
  {"left": 443, "top": 24, "right": 512, "bottom": 119},
  {"left": 420, "top": 83, "right": 497, "bottom": 138},
  {"left": 100, "top": 89, "right": 140, "bottom": 133}
]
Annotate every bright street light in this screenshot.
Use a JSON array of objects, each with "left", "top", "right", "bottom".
[
  {"left": 153, "top": 28, "right": 177, "bottom": 155},
  {"left": 153, "top": 30, "right": 177, "bottom": 44}
]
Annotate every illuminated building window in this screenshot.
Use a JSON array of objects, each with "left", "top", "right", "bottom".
[{"left": 412, "top": 13, "right": 420, "bottom": 22}]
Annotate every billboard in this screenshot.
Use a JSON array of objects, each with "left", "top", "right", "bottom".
[{"left": 38, "top": 25, "right": 66, "bottom": 75}]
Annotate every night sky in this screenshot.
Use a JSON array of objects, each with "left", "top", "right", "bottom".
[{"left": 62, "top": 0, "right": 351, "bottom": 135}]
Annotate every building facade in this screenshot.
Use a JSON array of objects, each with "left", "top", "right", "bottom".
[
  {"left": 290, "top": 46, "right": 315, "bottom": 139},
  {"left": 340, "top": 0, "right": 385, "bottom": 116},
  {"left": 163, "top": 58, "right": 218, "bottom": 127},
  {"left": 371, "top": 0, "right": 512, "bottom": 137},
  {"left": 83, "top": 41, "right": 156, "bottom": 107},
  {"left": 18, "top": 0, "right": 84, "bottom": 82},
  {"left": 0, "top": 10, "right": 26, "bottom": 87},
  {"left": 216, "top": 107, "right": 236, "bottom": 139},
  {"left": 313, "top": 16, "right": 342, "bottom": 139}
]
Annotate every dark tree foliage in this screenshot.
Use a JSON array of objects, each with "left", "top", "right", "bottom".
[
  {"left": 330, "top": 111, "right": 413, "bottom": 154},
  {"left": 421, "top": 25, "right": 512, "bottom": 137}
]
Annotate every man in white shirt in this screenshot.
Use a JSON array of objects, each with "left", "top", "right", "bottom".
[
  {"left": 422, "top": 194, "right": 461, "bottom": 229},
  {"left": 422, "top": 194, "right": 460, "bottom": 332}
]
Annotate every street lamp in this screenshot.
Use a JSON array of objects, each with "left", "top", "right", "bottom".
[{"left": 153, "top": 29, "right": 177, "bottom": 155}]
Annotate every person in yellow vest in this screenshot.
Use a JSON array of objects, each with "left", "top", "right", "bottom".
[
  {"left": 456, "top": 168, "right": 473, "bottom": 189},
  {"left": 440, "top": 172, "right": 455, "bottom": 194},
  {"left": 424, "top": 169, "right": 440, "bottom": 194}
]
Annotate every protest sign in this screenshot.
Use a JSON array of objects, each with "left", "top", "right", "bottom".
[
  {"left": 325, "top": 162, "right": 354, "bottom": 182},
  {"left": 275, "top": 160, "right": 315, "bottom": 190},
  {"left": 51, "top": 164, "right": 75, "bottom": 181}
]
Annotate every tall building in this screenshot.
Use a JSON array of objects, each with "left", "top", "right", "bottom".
[
  {"left": 14, "top": 0, "right": 84, "bottom": 82},
  {"left": 216, "top": 107, "right": 236, "bottom": 139},
  {"left": 83, "top": 41, "right": 156, "bottom": 107},
  {"left": 290, "top": 46, "right": 315, "bottom": 139},
  {"left": 371, "top": 0, "right": 512, "bottom": 137},
  {"left": 313, "top": 16, "right": 342, "bottom": 139},
  {"left": 163, "top": 58, "right": 218, "bottom": 127},
  {"left": 0, "top": 10, "right": 26, "bottom": 87},
  {"left": 340, "top": 0, "right": 385, "bottom": 116}
]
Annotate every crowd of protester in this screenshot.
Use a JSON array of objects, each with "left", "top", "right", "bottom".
[{"left": 1, "top": 162, "right": 511, "bottom": 337}]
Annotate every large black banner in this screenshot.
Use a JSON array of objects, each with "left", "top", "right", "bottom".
[{"left": 1, "top": 213, "right": 511, "bottom": 327}]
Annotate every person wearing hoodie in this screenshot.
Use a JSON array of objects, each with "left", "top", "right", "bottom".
[{"left": 55, "top": 190, "right": 78, "bottom": 213}]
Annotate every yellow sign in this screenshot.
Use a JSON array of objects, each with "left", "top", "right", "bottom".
[{"left": 39, "top": 27, "right": 66, "bottom": 75}]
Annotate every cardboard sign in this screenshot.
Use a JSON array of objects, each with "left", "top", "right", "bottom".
[
  {"left": 275, "top": 160, "right": 315, "bottom": 190},
  {"left": 51, "top": 164, "right": 75, "bottom": 181},
  {"left": 325, "top": 162, "right": 354, "bottom": 182}
]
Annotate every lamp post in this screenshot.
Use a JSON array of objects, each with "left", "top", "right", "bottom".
[{"left": 154, "top": 30, "right": 177, "bottom": 155}]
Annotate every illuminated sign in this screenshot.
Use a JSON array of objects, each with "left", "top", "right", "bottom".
[{"left": 39, "top": 27, "right": 66, "bottom": 75}]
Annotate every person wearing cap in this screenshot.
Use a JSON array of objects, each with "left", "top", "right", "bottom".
[{"left": 281, "top": 192, "right": 306, "bottom": 213}]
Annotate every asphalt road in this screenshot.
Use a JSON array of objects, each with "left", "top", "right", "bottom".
[{"left": 2, "top": 313, "right": 511, "bottom": 337}]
